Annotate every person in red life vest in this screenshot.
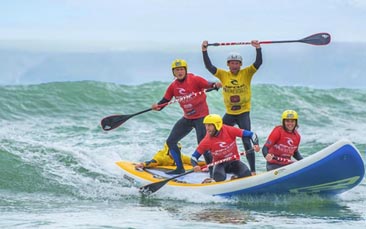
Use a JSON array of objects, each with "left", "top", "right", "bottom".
[
  {"left": 152, "top": 59, "right": 221, "bottom": 175},
  {"left": 190, "top": 114, "right": 260, "bottom": 183},
  {"left": 262, "top": 110, "right": 303, "bottom": 171}
]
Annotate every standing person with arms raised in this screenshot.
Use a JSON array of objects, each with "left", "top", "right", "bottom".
[
  {"left": 262, "top": 110, "right": 303, "bottom": 171},
  {"left": 201, "top": 40, "right": 262, "bottom": 175},
  {"left": 190, "top": 114, "right": 260, "bottom": 183},
  {"left": 152, "top": 59, "right": 220, "bottom": 174}
]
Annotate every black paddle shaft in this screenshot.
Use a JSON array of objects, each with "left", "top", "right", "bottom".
[
  {"left": 138, "top": 154, "right": 242, "bottom": 195},
  {"left": 139, "top": 170, "right": 194, "bottom": 195},
  {"left": 100, "top": 88, "right": 218, "bottom": 131}
]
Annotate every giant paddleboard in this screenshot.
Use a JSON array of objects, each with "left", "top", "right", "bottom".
[{"left": 116, "top": 139, "right": 365, "bottom": 197}]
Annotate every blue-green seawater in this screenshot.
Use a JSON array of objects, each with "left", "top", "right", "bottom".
[{"left": 0, "top": 81, "right": 365, "bottom": 228}]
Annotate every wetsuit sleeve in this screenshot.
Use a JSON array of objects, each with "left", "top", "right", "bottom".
[
  {"left": 157, "top": 98, "right": 169, "bottom": 105},
  {"left": 293, "top": 150, "right": 303, "bottom": 161},
  {"left": 157, "top": 84, "right": 175, "bottom": 110},
  {"left": 190, "top": 150, "right": 202, "bottom": 167},
  {"left": 202, "top": 51, "right": 217, "bottom": 75},
  {"left": 253, "top": 48, "right": 262, "bottom": 70},
  {"left": 239, "top": 129, "right": 256, "bottom": 172},
  {"left": 262, "top": 145, "right": 269, "bottom": 157},
  {"left": 156, "top": 98, "right": 170, "bottom": 110}
]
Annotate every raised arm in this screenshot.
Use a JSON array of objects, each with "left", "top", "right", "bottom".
[
  {"left": 251, "top": 40, "right": 262, "bottom": 70},
  {"left": 202, "top": 40, "right": 217, "bottom": 75}
]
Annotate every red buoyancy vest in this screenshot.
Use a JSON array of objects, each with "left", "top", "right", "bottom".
[
  {"left": 196, "top": 125, "right": 243, "bottom": 162},
  {"left": 164, "top": 73, "right": 210, "bottom": 119},
  {"left": 264, "top": 126, "right": 301, "bottom": 165}
]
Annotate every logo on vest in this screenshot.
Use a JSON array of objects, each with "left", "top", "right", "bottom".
[
  {"left": 286, "top": 137, "right": 294, "bottom": 146},
  {"left": 230, "top": 80, "right": 238, "bottom": 85},
  {"left": 177, "top": 88, "right": 186, "bottom": 95},
  {"left": 218, "top": 142, "right": 228, "bottom": 148}
]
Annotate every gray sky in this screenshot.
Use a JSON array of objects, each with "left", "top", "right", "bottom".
[{"left": 0, "top": 0, "right": 365, "bottom": 51}]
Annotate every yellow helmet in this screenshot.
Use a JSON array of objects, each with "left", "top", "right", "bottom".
[
  {"left": 281, "top": 110, "right": 298, "bottom": 121},
  {"left": 171, "top": 59, "right": 188, "bottom": 70},
  {"left": 203, "top": 114, "right": 223, "bottom": 131}
]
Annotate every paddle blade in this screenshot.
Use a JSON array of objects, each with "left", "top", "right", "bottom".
[
  {"left": 139, "top": 180, "right": 169, "bottom": 195},
  {"left": 139, "top": 170, "right": 194, "bottom": 195},
  {"left": 301, "top": 33, "right": 331, "bottom": 45},
  {"left": 100, "top": 114, "right": 131, "bottom": 131}
]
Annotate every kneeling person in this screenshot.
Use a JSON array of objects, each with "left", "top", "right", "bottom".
[
  {"left": 190, "top": 114, "right": 260, "bottom": 182},
  {"left": 262, "top": 110, "right": 303, "bottom": 171}
]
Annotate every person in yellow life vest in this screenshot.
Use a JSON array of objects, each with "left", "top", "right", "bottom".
[
  {"left": 201, "top": 40, "right": 262, "bottom": 175},
  {"left": 135, "top": 142, "right": 205, "bottom": 169}
]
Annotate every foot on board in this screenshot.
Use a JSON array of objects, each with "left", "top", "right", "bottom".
[
  {"left": 166, "top": 168, "right": 185, "bottom": 175},
  {"left": 202, "top": 178, "right": 215, "bottom": 184}
]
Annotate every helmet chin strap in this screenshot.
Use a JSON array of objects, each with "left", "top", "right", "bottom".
[
  {"left": 282, "top": 120, "right": 297, "bottom": 132},
  {"left": 173, "top": 70, "right": 187, "bottom": 82},
  {"left": 208, "top": 129, "right": 219, "bottom": 137},
  {"left": 176, "top": 76, "right": 186, "bottom": 82},
  {"left": 214, "top": 129, "right": 220, "bottom": 136}
]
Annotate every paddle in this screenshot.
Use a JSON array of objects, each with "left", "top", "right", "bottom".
[
  {"left": 207, "top": 32, "right": 331, "bottom": 46},
  {"left": 273, "top": 156, "right": 293, "bottom": 164},
  {"left": 100, "top": 89, "right": 211, "bottom": 131},
  {"left": 101, "top": 108, "right": 152, "bottom": 131},
  {"left": 139, "top": 155, "right": 238, "bottom": 195},
  {"left": 101, "top": 89, "right": 214, "bottom": 131},
  {"left": 138, "top": 148, "right": 258, "bottom": 195}
]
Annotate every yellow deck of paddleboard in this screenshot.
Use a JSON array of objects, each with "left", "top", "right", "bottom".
[
  {"left": 115, "top": 161, "right": 233, "bottom": 188},
  {"left": 116, "top": 161, "right": 189, "bottom": 182}
]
